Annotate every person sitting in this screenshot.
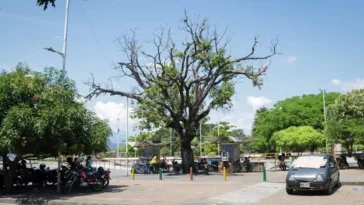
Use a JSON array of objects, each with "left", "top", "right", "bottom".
[
  {"left": 74, "top": 157, "right": 84, "bottom": 170},
  {"left": 150, "top": 156, "right": 158, "bottom": 172},
  {"left": 66, "top": 157, "right": 77, "bottom": 171},
  {"left": 85, "top": 156, "right": 94, "bottom": 170}
]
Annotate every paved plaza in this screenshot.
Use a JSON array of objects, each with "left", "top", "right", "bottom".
[{"left": 0, "top": 169, "right": 364, "bottom": 205}]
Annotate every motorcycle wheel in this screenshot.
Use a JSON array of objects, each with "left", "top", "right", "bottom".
[
  {"left": 163, "top": 166, "right": 170, "bottom": 173},
  {"left": 208, "top": 165, "right": 213, "bottom": 172},
  {"left": 90, "top": 178, "right": 104, "bottom": 191},
  {"left": 46, "top": 180, "right": 56, "bottom": 187},
  {"left": 246, "top": 165, "right": 253, "bottom": 172},
  {"left": 61, "top": 179, "right": 74, "bottom": 194},
  {"left": 103, "top": 178, "right": 109, "bottom": 188},
  {"left": 174, "top": 166, "right": 181, "bottom": 173},
  {"left": 358, "top": 162, "right": 364, "bottom": 169}
]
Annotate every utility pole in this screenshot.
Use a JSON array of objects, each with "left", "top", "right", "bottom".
[
  {"left": 117, "top": 114, "right": 120, "bottom": 158},
  {"left": 126, "top": 97, "right": 129, "bottom": 176},
  {"left": 319, "top": 89, "right": 328, "bottom": 153},
  {"left": 217, "top": 111, "right": 220, "bottom": 155},
  {"left": 44, "top": 0, "right": 70, "bottom": 193},
  {"left": 170, "top": 128, "right": 173, "bottom": 156},
  {"left": 200, "top": 122, "right": 202, "bottom": 157}
]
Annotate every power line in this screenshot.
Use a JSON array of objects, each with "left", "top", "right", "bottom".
[{"left": 76, "top": 0, "right": 114, "bottom": 66}]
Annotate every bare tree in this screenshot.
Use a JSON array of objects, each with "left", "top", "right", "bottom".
[{"left": 86, "top": 12, "right": 280, "bottom": 173}]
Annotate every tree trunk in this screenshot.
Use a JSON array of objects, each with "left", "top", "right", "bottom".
[
  {"left": 2, "top": 154, "right": 18, "bottom": 193},
  {"left": 180, "top": 140, "right": 195, "bottom": 174}
]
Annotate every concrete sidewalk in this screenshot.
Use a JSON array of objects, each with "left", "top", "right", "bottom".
[
  {"left": 0, "top": 179, "right": 256, "bottom": 205},
  {"left": 1, "top": 169, "right": 363, "bottom": 205}
]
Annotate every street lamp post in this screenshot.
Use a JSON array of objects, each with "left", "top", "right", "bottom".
[
  {"left": 170, "top": 128, "right": 173, "bottom": 156},
  {"left": 126, "top": 97, "right": 129, "bottom": 176},
  {"left": 44, "top": 0, "right": 70, "bottom": 193},
  {"left": 217, "top": 111, "right": 220, "bottom": 155},
  {"left": 199, "top": 122, "right": 202, "bottom": 157},
  {"left": 117, "top": 114, "right": 120, "bottom": 158},
  {"left": 319, "top": 89, "right": 328, "bottom": 153}
]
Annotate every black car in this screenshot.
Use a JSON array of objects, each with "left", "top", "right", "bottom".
[{"left": 286, "top": 154, "right": 340, "bottom": 195}]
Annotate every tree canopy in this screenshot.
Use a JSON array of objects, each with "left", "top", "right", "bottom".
[
  {"left": 270, "top": 126, "right": 325, "bottom": 153},
  {"left": 0, "top": 64, "right": 111, "bottom": 159},
  {"left": 86, "top": 12, "right": 279, "bottom": 172},
  {"left": 326, "top": 89, "right": 364, "bottom": 154},
  {"left": 251, "top": 92, "right": 340, "bottom": 152}
]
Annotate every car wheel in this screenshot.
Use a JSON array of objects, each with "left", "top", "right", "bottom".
[
  {"left": 336, "top": 177, "right": 341, "bottom": 187},
  {"left": 286, "top": 188, "right": 294, "bottom": 195},
  {"left": 324, "top": 181, "right": 333, "bottom": 195}
]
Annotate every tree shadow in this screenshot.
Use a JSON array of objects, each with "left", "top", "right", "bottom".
[{"left": 0, "top": 184, "right": 128, "bottom": 204}]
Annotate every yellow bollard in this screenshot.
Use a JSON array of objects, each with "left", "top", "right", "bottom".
[
  {"left": 132, "top": 168, "right": 135, "bottom": 180},
  {"left": 223, "top": 167, "right": 227, "bottom": 181}
]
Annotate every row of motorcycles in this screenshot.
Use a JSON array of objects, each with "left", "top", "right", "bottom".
[
  {"left": 61, "top": 165, "right": 111, "bottom": 194},
  {"left": 131, "top": 157, "right": 185, "bottom": 174},
  {"left": 131, "top": 157, "right": 255, "bottom": 175},
  {"left": 0, "top": 160, "right": 111, "bottom": 194},
  {"left": 336, "top": 153, "right": 364, "bottom": 169}
]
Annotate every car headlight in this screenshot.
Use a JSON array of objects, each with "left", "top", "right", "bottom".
[
  {"left": 316, "top": 174, "right": 324, "bottom": 181},
  {"left": 288, "top": 175, "right": 295, "bottom": 181}
]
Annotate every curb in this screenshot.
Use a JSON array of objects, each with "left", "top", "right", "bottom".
[{"left": 341, "top": 182, "right": 364, "bottom": 185}]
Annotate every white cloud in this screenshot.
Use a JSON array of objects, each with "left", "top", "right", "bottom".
[
  {"left": 285, "top": 56, "right": 297, "bottom": 63},
  {"left": 247, "top": 96, "right": 272, "bottom": 110},
  {"left": 92, "top": 101, "right": 139, "bottom": 136},
  {"left": 331, "top": 79, "right": 341, "bottom": 85},
  {"left": 208, "top": 106, "right": 255, "bottom": 135},
  {"left": 331, "top": 78, "right": 364, "bottom": 91},
  {"left": 221, "top": 112, "right": 254, "bottom": 134}
]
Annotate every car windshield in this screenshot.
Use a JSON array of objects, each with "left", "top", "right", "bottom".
[{"left": 291, "top": 156, "right": 327, "bottom": 169}]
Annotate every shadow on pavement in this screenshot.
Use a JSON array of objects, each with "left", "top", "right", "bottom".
[
  {"left": 0, "top": 184, "right": 128, "bottom": 204},
  {"left": 291, "top": 185, "right": 341, "bottom": 196}
]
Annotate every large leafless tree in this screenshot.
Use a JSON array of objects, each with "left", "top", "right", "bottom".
[{"left": 86, "top": 12, "right": 279, "bottom": 173}]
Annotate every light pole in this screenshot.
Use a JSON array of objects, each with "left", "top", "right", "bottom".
[
  {"left": 117, "top": 114, "right": 120, "bottom": 158},
  {"left": 126, "top": 97, "right": 129, "bottom": 176},
  {"left": 170, "top": 128, "right": 173, "bottom": 156},
  {"left": 319, "top": 89, "right": 328, "bottom": 153},
  {"left": 217, "top": 111, "right": 220, "bottom": 155},
  {"left": 199, "top": 122, "right": 202, "bottom": 157},
  {"left": 44, "top": 0, "right": 70, "bottom": 193}
]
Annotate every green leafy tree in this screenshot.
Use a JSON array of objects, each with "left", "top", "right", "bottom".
[
  {"left": 0, "top": 64, "right": 111, "bottom": 191},
  {"left": 326, "top": 89, "right": 364, "bottom": 155},
  {"left": 251, "top": 92, "right": 340, "bottom": 152},
  {"left": 86, "top": 13, "right": 279, "bottom": 173},
  {"left": 118, "top": 144, "right": 134, "bottom": 154},
  {"left": 270, "top": 126, "right": 325, "bottom": 154}
]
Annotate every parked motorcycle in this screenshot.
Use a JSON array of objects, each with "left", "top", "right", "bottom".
[
  {"left": 337, "top": 154, "right": 350, "bottom": 169},
  {"left": 44, "top": 165, "right": 69, "bottom": 186},
  {"left": 159, "top": 159, "right": 170, "bottom": 173},
  {"left": 195, "top": 158, "right": 210, "bottom": 175},
  {"left": 241, "top": 157, "right": 253, "bottom": 172},
  {"left": 278, "top": 154, "right": 287, "bottom": 171},
  {"left": 356, "top": 153, "right": 364, "bottom": 169},
  {"left": 61, "top": 168, "right": 104, "bottom": 194},
  {"left": 131, "top": 157, "right": 152, "bottom": 174},
  {"left": 97, "top": 167, "right": 111, "bottom": 188},
  {"left": 172, "top": 159, "right": 181, "bottom": 173},
  {"left": 0, "top": 169, "right": 4, "bottom": 189}
]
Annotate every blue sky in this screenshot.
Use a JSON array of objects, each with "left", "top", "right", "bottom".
[{"left": 1, "top": 0, "right": 364, "bottom": 142}]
